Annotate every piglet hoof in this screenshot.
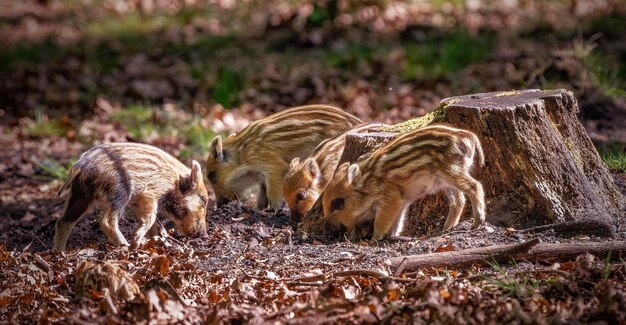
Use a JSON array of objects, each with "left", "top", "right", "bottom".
[
  {"left": 368, "top": 235, "right": 385, "bottom": 245},
  {"left": 471, "top": 220, "right": 484, "bottom": 230},
  {"left": 389, "top": 235, "right": 414, "bottom": 242},
  {"left": 131, "top": 237, "right": 148, "bottom": 249},
  {"left": 368, "top": 238, "right": 392, "bottom": 246}
]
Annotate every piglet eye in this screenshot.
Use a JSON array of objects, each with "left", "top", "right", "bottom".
[
  {"left": 199, "top": 196, "right": 208, "bottom": 206},
  {"left": 296, "top": 190, "right": 306, "bottom": 202},
  {"left": 330, "top": 198, "right": 344, "bottom": 212},
  {"left": 208, "top": 171, "right": 217, "bottom": 183}
]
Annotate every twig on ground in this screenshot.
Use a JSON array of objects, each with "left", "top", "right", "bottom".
[
  {"left": 437, "top": 228, "right": 473, "bottom": 237},
  {"left": 394, "top": 257, "right": 408, "bottom": 277},
  {"left": 287, "top": 281, "right": 324, "bottom": 287},
  {"left": 465, "top": 268, "right": 571, "bottom": 282},
  {"left": 144, "top": 278, "right": 187, "bottom": 306},
  {"left": 34, "top": 254, "right": 54, "bottom": 280},
  {"left": 516, "top": 219, "right": 615, "bottom": 237},
  {"left": 391, "top": 239, "right": 626, "bottom": 272},
  {"left": 283, "top": 269, "right": 418, "bottom": 284},
  {"left": 390, "top": 238, "right": 541, "bottom": 271},
  {"left": 15, "top": 228, "right": 49, "bottom": 250}
]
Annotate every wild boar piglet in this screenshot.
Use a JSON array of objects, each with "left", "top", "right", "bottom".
[
  {"left": 53, "top": 143, "right": 209, "bottom": 251},
  {"left": 206, "top": 105, "right": 362, "bottom": 210},
  {"left": 283, "top": 123, "right": 386, "bottom": 225},
  {"left": 322, "top": 125, "right": 486, "bottom": 240}
]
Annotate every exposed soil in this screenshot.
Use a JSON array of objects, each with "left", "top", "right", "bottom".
[
  {"left": 1, "top": 135, "right": 625, "bottom": 323},
  {"left": 1, "top": 1, "right": 626, "bottom": 323}
]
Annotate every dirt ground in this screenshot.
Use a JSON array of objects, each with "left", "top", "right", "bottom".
[
  {"left": 1, "top": 0, "right": 626, "bottom": 323},
  {"left": 1, "top": 134, "right": 625, "bottom": 323}
]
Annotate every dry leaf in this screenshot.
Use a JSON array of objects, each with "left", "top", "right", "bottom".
[
  {"left": 153, "top": 256, "right": 171, "bottom": 277},
  {"left": 435, "top": 243, "right": 455, "bottom": 252}
]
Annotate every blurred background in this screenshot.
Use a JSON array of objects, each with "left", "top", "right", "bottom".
[{"left": 0, "top": 0, "right": 624, "bottom": 162}]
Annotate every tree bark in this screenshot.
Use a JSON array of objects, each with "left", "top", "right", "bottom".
[
  {"left": 405, "top": 89, "right": 623, "bottom": 236},
  {"left": 300, "top": 89, "right": 624, "bottom": 240},
  {"left": 389, "top": 240, "right": 626, "bottom": 271}
]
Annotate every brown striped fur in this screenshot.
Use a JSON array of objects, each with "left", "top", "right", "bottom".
[
  {"left": 321, "top": 125, "right": 486, "bottom": 240},
  {"left": 206, "top": 105, "right": 363, "bottom": 210},
  {"left": 283, "top": 123, "right": 386, "bottom": 225},
  {"left": 53, "top": 143, "right": 209, "bottom": 251}
]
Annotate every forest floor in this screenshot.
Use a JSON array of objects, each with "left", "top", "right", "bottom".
[
  {"left": 2, "top": 0, "right": 626, "bottom": 323},
  {"left": 1, "top": 113, "right": 626, "bottom": 323}
]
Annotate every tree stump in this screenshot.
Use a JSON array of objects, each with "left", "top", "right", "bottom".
[
  {"left": 406, "top": 89, "right": 623, "bottom": 236},
  {"left": 300, "top": 89, "right": 624, "bottom": 240}
]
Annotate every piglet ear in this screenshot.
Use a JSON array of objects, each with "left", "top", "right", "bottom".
[
  {"left": 189, "top": 160, "right": 202, "bottom": 190},
  {"left": 304, "top": 158, "right": 320, "bottom": 179},
  {"left": 210, "top": 136, "right": 224, "bottom": 162},
  {"left": 289, "top": 157, "right": 300, "bottom": 170},
  {"left": 347, "top": 164, "right": 360, "bottom": 185}
]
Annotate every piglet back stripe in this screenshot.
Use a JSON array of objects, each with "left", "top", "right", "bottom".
[
  {"left": 230, "top": 105, "right": 361, "bottom": 146},
  {"left": 99, "top": 146, "right": 133, "bottom": 197},
  {"left": 361, "top": 125, "right": 479, "bottom": 183}
]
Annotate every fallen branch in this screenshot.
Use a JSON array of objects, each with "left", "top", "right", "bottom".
[
  {"left": 517, "top": 219, "right": 615, "bottom": 237},
  {"left": 390, "top": 239, "right": 626, "bottom": 272},
  {"left": 284, "top": 269, "right": 417, "bottom": 284},
  {"left": 394, "top": 257, "right": 408, "bottom": 277},
  {"left": 521, "top": 241, "right": 626, "bottom": 262},
  {"left": 14, "top": 229, "right": 49, "bottom": 251},
  {"left": 143, "top": 278, "right": 186, "bottom": 306},
  {"left": 390, "top": 238, "right": 540, "bottom": 271}
]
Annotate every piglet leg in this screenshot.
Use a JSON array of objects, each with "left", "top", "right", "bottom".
[
  {"left": 372, "top": 198, "right": 405, "bottom": 241},
  {"left": 265, "top": 173, "right": 285, "bottom": 211},
  {"left": 99, "top": 205, "right": 130, "bottom": 247},
  {"left": 443, "top": 189, "right": 466, "bottom": 231},
  {"left": 131, "top": 196, "right": 158, "bottom": 248}
]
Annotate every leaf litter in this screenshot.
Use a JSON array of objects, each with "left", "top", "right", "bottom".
[
  {"left": 1, "top": 134, "right": 625, "bottom": 323},
  {"left": 1, "top": 1, "right": 626, "bottom": 322}
]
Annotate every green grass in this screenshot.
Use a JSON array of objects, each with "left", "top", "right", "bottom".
[
  {"left": 600, "top": 148, "right": 626, "bottom": 173},
  {"left": 307, "top": 3, "right": 333, "bottom": 27},
  {"left": 213, "top": 68, "right": 242, "bottom": 107},
  {"left": 19, "top": 111, "right": 73, "bottom": 138},
  {"left": 31, "top": 156, "right": 76, "bottom": 181},
  {"left": 112, "top": 105, "right": 158, "bottom": 140},
  {"left": 588, "top": 12, "right": 626, "bottom": 40},
  {"left": 403, "top": 29, "right": 492, "bottom": 81},
  {"left": 85, "top": 8, "right": 213, "bottom": 41},
  {"left": 0, "top": 40, "right": 64, "bottom": 67},
  {"left": 321, "top": 28, "right": 493, "bottom": 82},
  {"left": 326, "top": 42, "right": 382, "bottom": 72},
  {"left": 555, "top": 34, "right": 626, "bottom": 103},
  {"left": 480, "top": 260, "right": 554, "bottom": 299},
  {"left": 603, "top": 251, "right": 613, "bottom": 280},
  {"left": 0, "top": 7, "right": 236, "bottom": 69},
  {"left": 587, "top": 52, "right": 626, "bottom": 101},
  {"left": 179, "top": 118, "right": 220, "bottom": 160},
  {"left": 574, "top": 34, "right": 626, "bottom": 100},
  {"left": 113, "top": 104, "right": 222, "bottom": 160}
]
